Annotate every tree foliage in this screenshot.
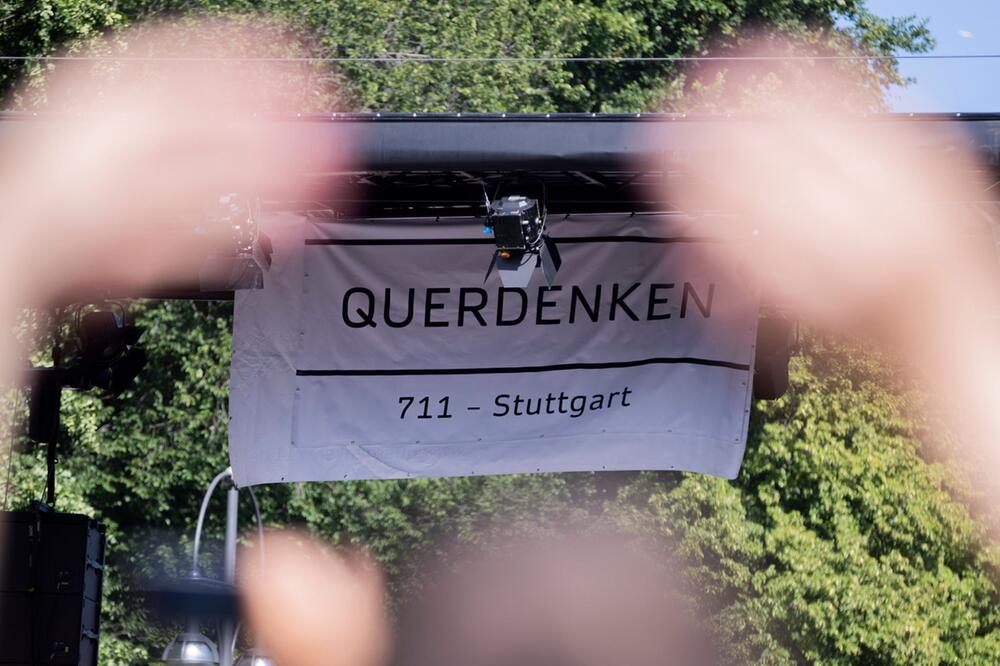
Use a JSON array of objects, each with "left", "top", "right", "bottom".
[
  {"left": 4, "top": 2, "right": 998, "bottom": 665},
  {"left": 614, "top": 339, "right": 1000, "bottom": 664},
  {"left": 4, "top": 1, "right": 932, "bottom": 112},
  {"left": 0, "top": 0, "right": 123, "bottom": 104}
]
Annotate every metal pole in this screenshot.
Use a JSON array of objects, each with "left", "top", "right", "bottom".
[
  {"left": 45, "top": 440, "right": 56, "bottom": 506},
  {"left": 191, "top": 468, "right": 232, "bottom": 576},
  {"left": 219, "top": 484, "right": 239, "bottom": 666}
]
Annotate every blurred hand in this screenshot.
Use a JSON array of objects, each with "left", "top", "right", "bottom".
[
  {"left": 668, "top": 48, "right": 1000, "bottom": 496},
  {"left": 0, "top": 19, "right": 339, "bottom": 379},
  {"left": 240, "top": 532, "right": 388, "bottom": 666}
]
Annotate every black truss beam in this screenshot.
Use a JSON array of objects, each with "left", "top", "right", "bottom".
[
  {"left": 2, "top": 112, "right": 999, "bottom": 176},
  {"left": 1, "top": 112, "right": 998, "bottom": 301}
]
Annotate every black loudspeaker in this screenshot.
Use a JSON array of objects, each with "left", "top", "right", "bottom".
[{"left": 0, "top": 510, "right": 106, "bottom": 666}]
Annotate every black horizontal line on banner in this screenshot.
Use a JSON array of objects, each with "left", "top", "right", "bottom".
[
  {"left": 296, "top": 356, "right": 750, "bottom": 377},
  {"left": 304, "top": 236, "right": 726, "bottom": 246},
  {"left": 306, "top": 237, "right": 492, "bottom": 246}
]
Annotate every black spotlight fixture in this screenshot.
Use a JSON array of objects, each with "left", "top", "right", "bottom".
[
  {"left": 197, "top": 193, "right": 273, "bottom": 292},
  {"left": 483, "top": 181, "right": 561, "bottom": 288},
  {"left": 74, "top": 307, "right": 147, "bottom": 397},
  {"left": 25, "top": 305, "right": 147, "bottom": 507},
  {"left": 25, "top": 305, "right": 147, "bottom": 443}
]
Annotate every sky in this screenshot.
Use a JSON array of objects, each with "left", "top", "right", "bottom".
[{"left": 865, "top": 1, "right": 1000, "bottom": 112}]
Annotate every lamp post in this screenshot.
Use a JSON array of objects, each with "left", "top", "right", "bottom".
[
  {"left": 233, "top": 649, "right": 278, "bottom": 666},
  {"left": 163, "top": 625, "right": 220, "bottom": 666},
  {"left": 163, "top": 468, "right": 272, "bottom": 666},
  {"left": 220, "top": 478, "right": 239, "bottom": 666}
]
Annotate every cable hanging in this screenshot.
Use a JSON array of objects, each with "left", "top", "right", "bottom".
[{"left": 0, "top": 54, "right": 998, "bottom": 63}]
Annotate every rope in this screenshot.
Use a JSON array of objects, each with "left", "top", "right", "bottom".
[{"left": 0, "top": 53, "right": 997, "bottom": 64}]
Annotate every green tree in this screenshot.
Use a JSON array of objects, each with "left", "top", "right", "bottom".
[
  {"left": 0, "top": 0, "right": 123, "bottom": 104},
  {"left": 614, "top": 338, "right": 1000, "bottom": 664},
  {"left": 6, "top": 2, "right": 998, "bottom": 666},
  {"left": 5, "top": 1, "right": 932, "bottom": 112}
]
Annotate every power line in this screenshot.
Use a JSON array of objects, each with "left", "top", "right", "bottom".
[{"left": 0, "top": 53, "right": 999, "bottom": 63}]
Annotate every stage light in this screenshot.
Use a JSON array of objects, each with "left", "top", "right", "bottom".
[
  {"left": 198, "top": 193, "right": 273, "bottom": 291},
  {"left": 483, "top": 193, "right": 561, "bottom": 288},
  {"left": 24, "top": 305, "right": 146, "bottom": 457},
  {"left": 163, "top": 630, "right": 220, "bottom": 666},
  {"left": 75, "top": 307, "right": 147, "bottom": 397},
  {"left": 79, "top": 310, "right": 128, "bottom": 362}
]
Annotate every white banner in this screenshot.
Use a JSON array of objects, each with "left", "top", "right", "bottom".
[{"left": 229, "top": 213, "right": 759, "bottom": 485}]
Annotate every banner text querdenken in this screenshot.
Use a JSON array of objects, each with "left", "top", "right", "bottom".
[{"left": 341, "top": 282, "right": 715, "bottom": 329}]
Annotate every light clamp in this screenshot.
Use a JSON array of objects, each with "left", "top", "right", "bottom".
[{"left": 197, "top": 193, "right": 273, "bottom": 292}]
